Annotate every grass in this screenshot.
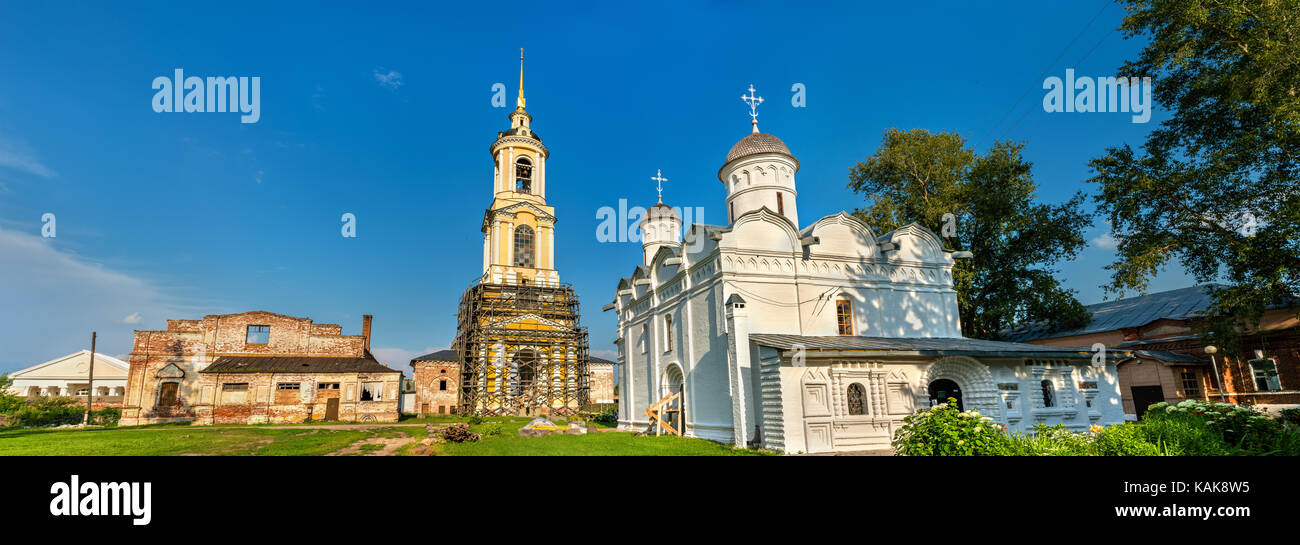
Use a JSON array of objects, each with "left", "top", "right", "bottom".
[
  {"left": 0, "top": 427, "right": 374, "bottom": 456},
  {"left": 0, "top": 414, "right": 769, "bottom": 456}
]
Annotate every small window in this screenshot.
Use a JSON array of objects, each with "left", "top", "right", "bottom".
[
  {"left": 75, "top": 388, "right": 90, "bottom": 396},
  {"left": 221, "top": 383, "right": 248, "bottom": 391},
  {"left": 836, "top": 299, "right": 854, "bottom": 336},
  {"left": 641, "top": 324, "right": 649, "bottom": 354},
  {"left": 1041, "top": 380, "right": 1056, "bottom": 408},
  {"left": 777, "top": 192, "right": 784, "bottom": 215},
  {"left": 360, "top": 381, "right": 384, "bottom": 401},
  {"left": 317, "top": 382, "right": 340, "bottom": 390},
  {"left": 1180, "top": 370, "right": 1202, "bottom": 398},
  {"left": 729, "top": 202, "right": 734, "bottom": 223},
  {"left": 277, "top": 383, "right": 300, "bottom": 391},
  {"left": 1250, "top": 359, "right": 1281, "bottom": 391},
  {"left": 439, "top": 379, "right": 448, "bottom": 391},
  {"left": 158, "top": 382, "right": 180, "bottom": 406},
  {"left": 847, "top": 383, "right": 866, "bottom": 415},
  {"left": 246, "top": 325, "right": 270, "bottom": 344},
  {"left": 664, "top": 315, "right": 674, "bottom": 352}
]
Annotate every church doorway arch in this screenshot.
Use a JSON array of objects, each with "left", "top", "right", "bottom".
[
  {"left": 662, "top": 363, "right": 685, "bottom": 434},
  {"left": 918, "top": 356, "right": 1001, "bottom": 419},
  {"left": 928, "top": 378, "right": 963, "bottom": 411}
]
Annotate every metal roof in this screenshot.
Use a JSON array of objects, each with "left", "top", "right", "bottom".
[
  {"left": 411, "top": 349, "right": 459, "bottom": 363},
  {"left": 202, "top": 355, "right": 398, "bottom": 374},
  {"left": 1002, "top": 285, "right": 1218, "bottom": 342},
  {"left": 748, "top": 334, "right": 1126, "bottom": 359}
]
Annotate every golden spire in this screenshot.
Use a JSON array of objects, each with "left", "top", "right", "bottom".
[{"left": 516, "top": 48, "right": 526, "bottom": 110}]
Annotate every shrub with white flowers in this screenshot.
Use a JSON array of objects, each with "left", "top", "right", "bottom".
[{"left": 892, "top": 399, "right": 1011, "bottom": 456}]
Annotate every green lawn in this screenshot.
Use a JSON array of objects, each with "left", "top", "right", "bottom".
[
  {"left": 0, "top": 427, "right": 377, "bottom": 456},
  {"left": 0, "top": 416, "right": 770, "bottom": 456}
]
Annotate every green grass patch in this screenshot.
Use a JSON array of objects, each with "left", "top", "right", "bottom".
[{"left": 0, "top": 427, "right": 373, "bottom": 456}]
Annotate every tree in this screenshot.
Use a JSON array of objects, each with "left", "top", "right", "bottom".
[
  {"left": 1088, "top": 0, "right": 1300, "bottom": 346},
  {"left": 849, "top": 128, "right": 1093, "bottom": 339}
]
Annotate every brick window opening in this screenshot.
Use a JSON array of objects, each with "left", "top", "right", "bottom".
[
  {"left": 277, "top": 383, "right": 300, "bottom": 390},
  {"left": 514, "top": 225, "right": 535, "bottom": 268},
  {"left": 158, "top": 382, "right": 179, "bottom": 406},
  {"left": 836, "top": 299, "right": 854, "bottom": 336},
  {"left": 360, "top": 381, "right": 384, "bottom": 401},
  {"left": 246, "top": 325, "right": 269, "bottom": 345},
  {"left": 220, "top": 382, "right": 248, "bottom": 404},
  {"left": 439, "top": 379, "right": 448, "bottom": 391},
  {"left": 1250, "top": 359, "right": 1281, "bottom": 391},
  {"left": 777, "top": 192, "right": 784, "bottom": 215},
  {"left": 317, "top": 382, "right": 340, "bottom": 390}
]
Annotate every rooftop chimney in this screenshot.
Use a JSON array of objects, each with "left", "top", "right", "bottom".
[{"left": 362, "top": 314, "right": 373, "bottom": 353}]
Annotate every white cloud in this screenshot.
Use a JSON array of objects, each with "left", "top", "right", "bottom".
[
  {"left": 1091, "top": 231, "right": 1119, "bottom": 250},
  {"left": 373, "top": 69, "right": 403, "bottom": 90},
  {"left": 121, "top": 312, "right": 142, "bottom": 324},
  {"left": 590, "top": 349, "right": 618, "bottom": 361},
  {"left": 0, "top": 136, "right": 55, "bottom": 178},
  {"left": 0, "top": 226, "right": 186, "bottom": 373}
]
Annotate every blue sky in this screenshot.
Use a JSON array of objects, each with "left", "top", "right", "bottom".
[{"left": 0, "top": 1, "right": 1193, "bottom": 374}]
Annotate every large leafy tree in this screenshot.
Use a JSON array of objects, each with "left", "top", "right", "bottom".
[
  {"left": 849, "top": 128, "right": 1093, "bottom": 339},
  {"left": 1088, "top": 0, "right": 1300, "bottom": 345}
]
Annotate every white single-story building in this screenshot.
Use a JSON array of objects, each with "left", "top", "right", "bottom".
[{"left": 5, "top": 350, "right": 129, "bottom": 403}]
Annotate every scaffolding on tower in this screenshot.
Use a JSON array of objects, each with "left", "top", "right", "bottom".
[{"left": 453, "top": 280, "right": 590, "bottom": 416}]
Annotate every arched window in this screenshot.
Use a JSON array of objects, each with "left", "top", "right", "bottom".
[
  {"left": 847, "top": 383, "right": 866, "bottom": 415},
  {"left": 515, "top": 157, "right": 533, "bottom": 193},
  {"left": 836, "top": 298, "right": 854, "bottom": 336},
  {"left": 513, "top": 225, "right": 535, "bottom": 268},
  {"left": 1041, "top": 379, "right": 1056, "bottom": 408}
]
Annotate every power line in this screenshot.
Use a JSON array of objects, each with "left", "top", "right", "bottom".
[
  {"left": 975, "top": 0, "right": 1115, "bottom": 148},
  {"left": 996, "top": 26, "right": 1120, "bottom": 142}
]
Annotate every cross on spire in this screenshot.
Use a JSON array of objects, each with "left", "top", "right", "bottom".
[
  {"left": 651, "top": 169, "right": 667, "bottom": 204},
  {"left": 742, "top": 84, "right": 764, "bottom": 134}
]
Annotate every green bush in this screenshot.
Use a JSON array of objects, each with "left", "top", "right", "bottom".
[
  {"left": 1005, "top": 424, "right": 1096, "bottom": 456},
  {"left": 892, "top": 399, "right": 1011, "bottom": 456},
  {"left": 479, "top": 423, "right": 504, "bottom": 436},
  {"left": 1145, "top": 400, "right": 1297, "bottom": 455},
  {"left": 1094, "top": 423, "right": 1165, "bottom": 456}
]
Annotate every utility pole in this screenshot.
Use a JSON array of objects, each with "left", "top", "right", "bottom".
[{"left": 83, "top": 332, "right": 96, "bottom": 425}]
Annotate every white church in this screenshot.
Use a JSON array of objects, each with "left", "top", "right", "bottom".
[{"left": 606, "top": 87, "right": 1128, "bottom": 453}]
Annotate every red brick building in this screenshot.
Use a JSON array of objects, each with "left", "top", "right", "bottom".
[
  {"left": 120, "top": 311, "right": 401, "bottom": 426},
  {"left": 1007, "top": 285, "right": 1300, "bottom": 418}
]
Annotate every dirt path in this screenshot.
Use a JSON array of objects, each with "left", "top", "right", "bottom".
[{"left": 326, "top": 435, "right": 414, "bottom": 456}]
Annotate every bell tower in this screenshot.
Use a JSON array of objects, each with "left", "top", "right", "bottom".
[{"left": 482, "top": 49, "right": 559, "bottom": 287}]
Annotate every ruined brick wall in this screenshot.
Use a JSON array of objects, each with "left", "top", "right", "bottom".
[
  {"left": 413, "top": 361, "right": 461, "bottom": 415},
  {"left": 121, "top": 311, "right": 378, "bottom": 426},
  {"left": 589, "top": 363, "right": 615, "bottom": 404},
  {"left": 192, "top": 371, "right": 400, "bottom": 425}
]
